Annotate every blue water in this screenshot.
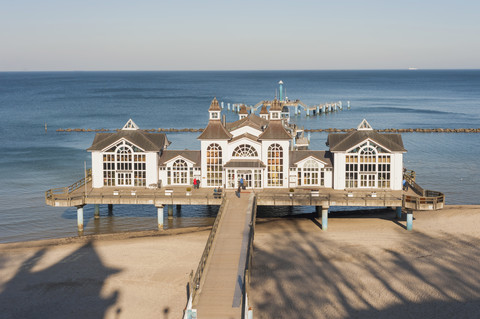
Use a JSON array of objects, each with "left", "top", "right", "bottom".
[{"left": 0, "top": 70, "right": 479, "bottom": 243}]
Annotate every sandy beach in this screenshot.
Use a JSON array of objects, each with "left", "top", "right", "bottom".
[{"left": 1, "top": 205, "right": 480, "bottom": 318}]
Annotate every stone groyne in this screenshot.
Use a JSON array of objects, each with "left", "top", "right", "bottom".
[{"left": 55, "top": 128, "right": 480, "bottom": 133}]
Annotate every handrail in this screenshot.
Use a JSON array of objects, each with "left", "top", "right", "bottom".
[
  {"left": 45, "top": 169, "right": 92, "bottom": 199},
  {"left": 190, "top": 194, "right": 228, "bottom": 305},
  {"left": 242, "top": 196, "right": 257, "bottom": 319}
]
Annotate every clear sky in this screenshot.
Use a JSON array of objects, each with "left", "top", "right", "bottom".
[{"left": 1, "top": 0, "right": 479, "bottom": 71}]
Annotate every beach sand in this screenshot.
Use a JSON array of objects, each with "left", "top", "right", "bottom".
[
  {"left": 1, "top": 206, "right": 479, "bottom": 319},
  {"left": 251, "top": 205, "right": 480, "bottom": 318},
  {"left": 0, "top": 228, "right": 210, "bottom": 319}
]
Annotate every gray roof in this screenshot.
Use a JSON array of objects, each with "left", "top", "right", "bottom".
[
  {"left": 226, "top": 114, "right": 268, "bottom": 132},
  {"left": 230, "top": 133, "right": 259, "bottom": 143},
  {"left": 327, "top": 130, "right": 406, "bottom": 152},
  {"left": 159, "top": 150, "right": 201, "bottom": 166},
  {"left": 258, "top": 121, "right": 292, "bottom": 140},
  {"left": 197, "top": 120, "right": 232, "bottom": 140},
  {"left": 289, "top": 150, "right": 333, "bottom": 167},
  {"left": 224, "top": 159, "right": 266, "bottom": 168},
  {"left": 88, "top": 130, "right": 169, "bottom": 152}
]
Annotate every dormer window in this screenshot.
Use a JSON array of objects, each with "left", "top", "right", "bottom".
[
  {"left": 271, "top": 112, "right": 279, "bottom": 119},
  {"left": 211, "top": 112, "right": 219, "bottom": 119}
]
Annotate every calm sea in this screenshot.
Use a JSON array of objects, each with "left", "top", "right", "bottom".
[{"left": 0, "top": 70, "right": 479, "bottom": 243}]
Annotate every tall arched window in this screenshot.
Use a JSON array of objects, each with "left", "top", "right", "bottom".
[
  {"left": 116, "top": 145, "right": 132, "bottom": 186},
  {"left": 103, "top": 141, "right": 146, "bottom": 187},
  {"left": 345, "top": 142, "right": 390, "bottom": 189},
  {"left": 267, "top": 144, "right": 283, "bottom": 186},
  {"left": 232, "top": 144, "right": 258, "bottom": 157},
  {"left": 172, "top": 159, "right": 188, "bottom": 184},
  {"left": 207, "top": 143, "right": 223, "bottom": 186},
  {"left": 301, "top": 159, "right": 320, "bottom": 186}
]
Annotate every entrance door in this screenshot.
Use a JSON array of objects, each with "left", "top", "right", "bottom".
[
  {"left": 359, "top": 173, "right": 375, "bottom": 188},
  {"left": 117, "top": 172, "right": 132, "bottom": 186},
  {"left": 237, "top": 170, "right": 252, "bottom": 188}
]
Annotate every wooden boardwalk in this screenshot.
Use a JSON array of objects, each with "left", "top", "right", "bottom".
[{"left": 194, "top": 191, "right": 255, "bottom": 319}]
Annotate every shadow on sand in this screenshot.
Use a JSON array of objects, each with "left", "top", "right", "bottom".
[
  {"left": 0, "top": 241, "right": 121, "bottom": 319},
  {"left": 251, "top": 214, "right": 480, "bottom": 319}
]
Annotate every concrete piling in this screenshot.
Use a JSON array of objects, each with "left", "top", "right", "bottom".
[
  {"left": 76, "top": 205, "right": 84, "bottom": 231},
  {"left": 94, "top": 204, "right": 100, "bottom": 219},
  {"left": 396, "top": 206, "right": 402, "bottom": 219},
  {"left": 157, "top": 205, "right": 164, "bottom": 230},
  {"left": 322, "top": 207, "right": 329, "bottom": 231},
  {"left": 407, "top": 211, "right": 413, "bottom": 231}
]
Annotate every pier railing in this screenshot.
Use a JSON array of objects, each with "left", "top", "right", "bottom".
[
  {"left": 45, "top": 169, "right": 92, "bottom": 200},
  {"left": 255, "top": 191, "right": 402, "bottom": 207},
  {"left": 189, "top": 195, "right": 228, "bottom": 306},
  {"left": 403, "top": 191, "right": 445, "bottom": 210},
  {"left": 242, "top": 196, "right": 257, "bottom": 319}
]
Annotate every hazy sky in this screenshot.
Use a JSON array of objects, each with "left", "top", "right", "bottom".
[{"left": 1, "top": 0, "right": 479, "bottom": 71}]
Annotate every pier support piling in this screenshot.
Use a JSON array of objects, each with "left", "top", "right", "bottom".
[
  {"left": 94, "top": 204, "right": 100, "bottom": 219},
  {"left": 76, "top": 205, "right": 84, "bottom": 231},
  {"left": 157, "top": 205, "right": 164, "bottom": 230},
  {"left": 395, "top": 206, "right": 402, "bottom": 219},
  {"left": 322, "top": 207, "right": 329, "bottom": 231},
  {"left": 406, "top": 211, "right": 413, "bottom": 231},
  {"left": 108, "top": 204, "right": 113, "bottom": 215}
]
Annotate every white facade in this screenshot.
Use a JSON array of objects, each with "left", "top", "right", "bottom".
[{"left": 89, "top": 106, "right": 405, "bottom": 192}]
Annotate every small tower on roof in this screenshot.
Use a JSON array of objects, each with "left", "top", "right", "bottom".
[
  {"left": 238, "top": 105, "right": 248, "bottom": 120},
  {"left": 259, "top": 104, "right": 269, "bottom": 120},
  {"left": 208, "top": 97, "right": 221, "bottom": 120},
  {"left": 269, "top": 98, "right": 282, "bottom": 120}
]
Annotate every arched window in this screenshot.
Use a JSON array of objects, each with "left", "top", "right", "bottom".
[
  {"left": 207, "top": 143, "right": 223, "bottom": 186},
  {"left": 301, "top": 159, "right": 320, "bottom": 186},
  {"left": 172, "top": 159, "right": 188, "bottom": 184},
  {"left": 345, "top": 142, "right": 391, "bottom": 189},
  {"left": 267, "top": 144, "right": 283, "bottom": 186},
  {"left": 102, "top": 141, "right": 146, "bottom": 187},
  {"left": 232, "top": 144, "right": 258, "bottom": 157}
]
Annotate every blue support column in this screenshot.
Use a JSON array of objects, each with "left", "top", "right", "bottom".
[
  {"left": 396, "top": 206, "right": 402, "bottom": 219},
  {"left": 407, "top": 211, "right": 413, "bottom": 231},
  {"left": 77, "top": 205, "right": 84, "bottom": 231},
  {"left": 316, "top": 106, "right": 320, "bottom": 115},
  {"left": 279, "top": 81, "right": 284, "bottom": 101},
  {"left": 227, "top": 103, "right": 231, "bottom": 110},
  {"left": 322, "top": 207, "right": 329, "bottom": 231},
  {"left": 157, "top": 205, "right": 164, "bottom": 230},
  {"left": 94, "top": 204, "right": 100, "bottom": 219},
  {"left": 295, "top": 105, "right": 298, "bottom": 115},
  {"left": 322, "top": 105, "right": 326, "bottom": 113}
]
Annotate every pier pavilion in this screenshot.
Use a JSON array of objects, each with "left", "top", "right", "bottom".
[
  {"left": 46, "top": 96, "right": 444, "bottom": 232},
  {"left": 46, "top": 96, "right": 445, "bottom": 318}
]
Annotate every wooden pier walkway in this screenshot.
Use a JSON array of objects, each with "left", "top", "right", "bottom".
[{"left": 193, "top": 192, "right": 255, "bottom": 319}]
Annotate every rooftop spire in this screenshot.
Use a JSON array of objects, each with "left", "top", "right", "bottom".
[
  {"left": 122, "top": 119, "right": 139, "bottom": 130},
  {"left": 357, "top": 119, "right": 373, "bottom": 131},
  {"left": 209, "top": 97, "right": 221, "bottom": 111}
]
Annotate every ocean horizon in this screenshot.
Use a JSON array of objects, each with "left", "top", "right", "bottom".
[{"left": 1, "top": 69, "right": 479, "bottom": 243}]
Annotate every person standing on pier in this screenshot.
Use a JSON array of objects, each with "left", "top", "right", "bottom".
[
  {"left": 193, "top": 178, "right": 197, "bottom": 189},
  {"left": 240, "top": 177, "right": 244, "bottom": 190}
]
